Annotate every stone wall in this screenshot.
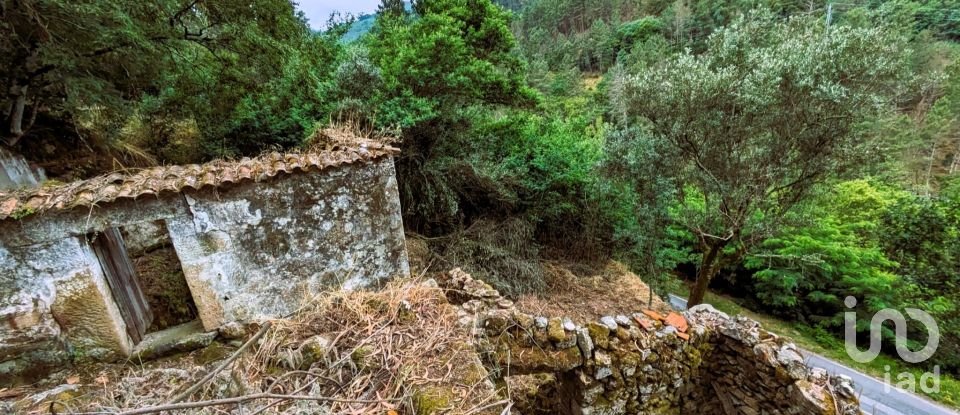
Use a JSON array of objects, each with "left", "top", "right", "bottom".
[
  {"left": 0, "top": 237, "right": 132, "bottom": 385},
  {"left": 441, "top": 269, "right": 860, "bottom": 415},
  {"left": 0, "top": 157, "right": 408, "bottom": 385},
  {"left": 1, "top": 191, "right": 190, "bottom": 385},
  {"left": 679, "top": 314, "right": 857, "bottom": 415}
]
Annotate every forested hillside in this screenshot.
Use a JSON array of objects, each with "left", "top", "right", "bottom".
[{"left": 3, "top": 0, "right": 960, "bottom": 401}]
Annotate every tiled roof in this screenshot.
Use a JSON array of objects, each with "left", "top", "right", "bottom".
[{"left": 0, "top": 141, "right": 399, "bottom": 221}]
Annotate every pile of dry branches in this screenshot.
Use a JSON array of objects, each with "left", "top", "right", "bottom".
[{"left": 21, "top": 278, "right": 502, "bottom": 415}]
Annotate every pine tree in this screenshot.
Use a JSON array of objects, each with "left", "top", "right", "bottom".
[{"left": 377, "top": 0, "right": 406, "bottom": 18}]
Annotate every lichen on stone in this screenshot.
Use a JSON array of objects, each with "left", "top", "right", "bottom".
[{"left": 412, "top": 385, "right": 454, "bottom": 414}]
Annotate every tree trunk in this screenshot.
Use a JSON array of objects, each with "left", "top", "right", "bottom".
[
  {"left": 688, "top": 241, "right": 723, "bottom": 306},
  {"left": 924, "top": 141, "right": 936, "bottom": 197},
  {"left": 6, "top": 84, "right": 28, "bottom": 142}
]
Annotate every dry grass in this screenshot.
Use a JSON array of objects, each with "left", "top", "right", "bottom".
[
  {"left": 305, "top": 121, "right": 399, "bottom": 151},
  {"left": 405, "top": 236, "right": 434, "bottom": 276},
  {"left": 12, "top": 278, "right": 500, "bottom": 415},
  {"left": 513, "top": 260, "right": 671, "bottom": 323},
  {"left": 434, "top": 218, "right": 547, "bottom": 296}
]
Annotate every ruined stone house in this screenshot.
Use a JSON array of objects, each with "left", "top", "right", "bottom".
[{"left": 0, "top": 140, "right": 409, "bottom": 384}]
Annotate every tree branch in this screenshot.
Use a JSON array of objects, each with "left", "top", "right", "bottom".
[
  {"left": 170, "top": 0, "right": 202, "bottom": 28},
  {"left": 166, "top": 321, "right": 272, "bottom": 405},
  {"left": 106, "top": 393, "right": 395, "bottom": 415}
]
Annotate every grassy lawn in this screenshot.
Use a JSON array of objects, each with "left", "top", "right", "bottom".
[{"left": 671, "top": 286, "right": 960, "bottom": 409}]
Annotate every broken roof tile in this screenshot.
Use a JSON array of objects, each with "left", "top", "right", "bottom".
[
  {"left": 633, "top": 315, "right": 655, "bottom": 331},
  {"left": 641, "top": 309, "right": 665, "bottom": 322},
  {"left": 664, "top": 312, "right": 689, "bottom": 333}
]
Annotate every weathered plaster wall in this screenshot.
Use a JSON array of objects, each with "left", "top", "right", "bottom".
[
  {"left": 121, "top": 220, "right": 172, "bottom": 256},
  {"left": 167, "top": 157, "right": 409, "bottom": 330},
  {"left": 0, "top": 237, "right": 131, "bottom": 386},
  {"left": 0, "top": 190, "right": 189, "bottom": 387},
  {"left": 0, "top": 156, "right": 408, "bottom": 384},
  {"left": 0, "top": 193, "right": 186, "bottom": 248},
  {"left": 51, "top": 241, "right": 134, "bottom": 360},
  {"left": 441, "top": 269, "right": 861, "bottom": 415}
]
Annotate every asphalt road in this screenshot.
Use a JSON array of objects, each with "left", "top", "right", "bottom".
[{"left": 667, "top": 294, "right": 959, "bottom": 415}]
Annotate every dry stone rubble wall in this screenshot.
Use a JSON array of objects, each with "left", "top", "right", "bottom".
[{"left": 442, "top": 268, "right": 860, "bottom": 415}]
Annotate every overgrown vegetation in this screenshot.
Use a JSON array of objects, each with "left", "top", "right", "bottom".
[
  {"left": 0, "top": 0, "right": 344, "bottom": 177},
  {"left": 10, "top": 278, "right": 499, "bottom": 414},
  {"left": 5, "top": 0, "right": 960, "bottom": 403}
]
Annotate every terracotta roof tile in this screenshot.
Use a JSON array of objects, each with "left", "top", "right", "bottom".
[
  {"left": 633, "top": 315, "right": 655, "bottom": 331},
  {"left": 664, "top": 312, "right": 689, "bottom": 333},
  {"left": 0, "top": 140, "right": 398, "bottom": 221},
  {"left": 641, "top": 309, "right": 665, "bottom": 322}
]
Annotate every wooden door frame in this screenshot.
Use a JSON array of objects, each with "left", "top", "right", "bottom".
[{"left": 87, "top": 227, "right": 154, "bottom": 343}]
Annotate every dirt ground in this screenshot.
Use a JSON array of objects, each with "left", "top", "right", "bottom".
[{"left": 513, "top": 260, "right": 671, "bottom": 323}]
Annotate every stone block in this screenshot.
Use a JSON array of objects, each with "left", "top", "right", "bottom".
[
  {"left": 132, "top": 320, "right": 216, "bottom": 361},
  {"left": 179, "top": 263, "right": 227, "bottom": 331},
  {"left": 51, "top": 269, "right": 132, "bottom": 362}
]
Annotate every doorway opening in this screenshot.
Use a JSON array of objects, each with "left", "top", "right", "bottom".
[
  {"left": 87, "top": 220, "right": 198, "bottom": 343},
  {"left": 120, "top": 220, "right": 198, "bottom": 333}
]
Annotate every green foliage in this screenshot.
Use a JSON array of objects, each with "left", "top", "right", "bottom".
[
  {"left": 882, "top": 196, "right": 960, "bottom": 289},
  {"left": 370, "top": 0, "right": 536, "bottom": 128},
  {"left": 378, "top": 0, "right": 408, "bottom": 18},
  {"left": 745, "top": 181, "right": 905, "bottom": 322},
  {"left": 880, "top": 183, "right": 960, "bottom": 371},
  {"left": 913, "top": 0, "right": 960, "bottom": 40},
  {"left": 617, "top": 17, "right": 664, "bottom": 48},
  {"left": 1, "top": 0, "right": 343, "bottom": 162},
  {"left": 352, "top": 0, "right": 620, "bottom": 294},
  {"left": 612, "top": 10, "right": 911, "bottom": 304},
  {"left": 514, "top": 0, "right": 661, "bottom": 72},
  {"left": 414, "top": 104, "right": 610, "bottom": 293},
  {"left": 330, "top": 46, "right": 384, "bottom": 124},
  {"left": 9, "top": 206, "right": 35, "bottom": 220},
  {"left": 366, "top": 0, "right": 538, "bottom": 233},
  {"left": 500, "top": 114, "right": 604, "bottom": 221},
  {"left": 601, "top": 126, "right": 691, "bottom": 301},
  {"left": 211, "top": 31, "right": 343, "bottom": 157},
  {"left": 856, "top": 0, "right": 960, "bottom": 41},
  {"left": 747, "top": 179, "right": 960, "bottom": 373},
  {"left": 447, "top": 99, "right": 608, "bottom": 237}
]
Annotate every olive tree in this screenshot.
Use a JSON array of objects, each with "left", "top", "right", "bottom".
[{"left": 611, "top": 11, "right": 911, "bottom": 306}]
